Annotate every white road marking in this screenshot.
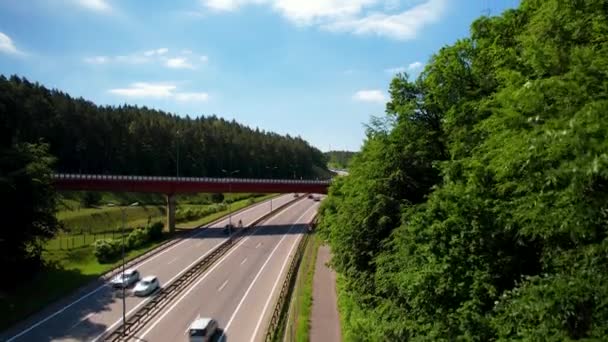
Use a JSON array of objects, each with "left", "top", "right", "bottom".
[
  {"left": 255, "top": 242, "right": 262, "bottom": 249},
  {"left": 167, "top": 257, "right": 179, "bottom": 265},
  {"left": 220, "top": 205, "right": 317, "bottom": 341},
  {"left": 218, "top": 279, "right": 229, "bottom": 292},
  {"left": 250, "top": 208, "right": 318, "bottom": 341},
  {"left": 134, "top": 201, "right": 302, "bottom": 340},
  {"left": 240, "top": 257, "right": 248, "bottom": 265},
  {"left": 91, "top": 197, "right": 295, "bottom": 342},
  {"left": 6, "top": 195, "right": 290, "bottom": 342}
]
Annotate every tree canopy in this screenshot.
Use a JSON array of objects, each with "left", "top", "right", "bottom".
[
  {"left": 325, "top": 150, "right": 358, "bottom": 170},
  {"left": 0, "top": 75, "right": 328, "bottom": 179},
  {"left": 318, "top": 0, "right": 608, "bottom": 340}
]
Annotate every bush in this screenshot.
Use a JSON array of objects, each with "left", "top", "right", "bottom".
[
  {"left": 126, "top": 227, "right": 147, "bottom": 249},
  {"left": 211, "top": 193, "right": 224, "bottom": 203},
  {"left": 81, "top": 191, "right": 102, "bottom": 208},
  {"left": 146, "top": 222, "right": 164, "bottom": 241},
  {"left": 93, "top": 238, "right": 120, "bottom": 263}
]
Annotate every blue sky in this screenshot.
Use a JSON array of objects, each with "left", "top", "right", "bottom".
[{"left": 0, "top": 0, "right": 518, "bottom": 152}]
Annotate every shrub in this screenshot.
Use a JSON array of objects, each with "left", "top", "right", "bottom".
[
  {"left": 81, "top": 191, "right": 102, "bottom": 208},
  {"left": 146, "top": 222, "right": 164, "bottom": 241},
  {"left": 126, "top": 227, "right": 147, "bottom": 249},
  {"left": 211, "top": 192, "right": 224, "bottom": 203},
  {"left": 93, "top": 238, "right": 120, "bottom": 263}
]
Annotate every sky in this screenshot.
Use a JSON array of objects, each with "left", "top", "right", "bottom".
[{"left": 0, "top": 0, "right": 518, "bottom": 152}]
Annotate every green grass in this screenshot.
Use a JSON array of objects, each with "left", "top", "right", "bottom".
[
  {"left": 282, "top": 234, "right": 321, "bottom": 342},
  {"left": 0, "top": 237, "right": 169, "bottom": 331},
  {"left": 175, "top": 194, "right": 277, "bottom": 229},
  {"left": 0, "top": 193, "right": 279, "bottom": 332}
]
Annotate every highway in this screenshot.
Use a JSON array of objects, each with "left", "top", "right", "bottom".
[
  {"left": 130, "top": 197, "right": 320, "bottom": 342},
  {"left": 4, "top": 194, "right": 297, "bottom": 342}
]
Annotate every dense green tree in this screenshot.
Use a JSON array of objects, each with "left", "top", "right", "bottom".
[
  {"left": 319, "top": 0, "right": 608, "bottom": 340},
  {"left": 0, "top": 143, "right": 60, "bottom": 288},
  {"left": 0, "top": 75, "right": 328, "bottom": 179}
]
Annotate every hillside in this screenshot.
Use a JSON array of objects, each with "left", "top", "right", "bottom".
[
  {"left": 1, "top": 75, "right": 328, "bottom": 179},
  {"left": 318, "top": 0, "right": 608, "bottom": 340}
]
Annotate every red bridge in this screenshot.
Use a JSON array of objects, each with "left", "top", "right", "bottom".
[{"left": 52, "top": 174, "right": 331, "bottom": 232}]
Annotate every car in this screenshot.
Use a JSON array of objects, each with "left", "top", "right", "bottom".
[
  {"left": 313, "top": 196, "right": 321, "bottom": 202},
  {"left": 133, "top": 275, "right": 160, "bottom": 296},
  {"left": 307, "top": 194, "right": 314, "bottom": 199},
  {"left": 110, "top": 269, "right": 140, "bottom": 288},
  {"left": 293, "top": 193, "right": 299, "bottom": 198},
  {"left": 188, "top": 317, "right": 219, "bottom": 342}
]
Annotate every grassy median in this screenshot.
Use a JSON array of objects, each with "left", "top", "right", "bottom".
[
  {"left": 0, "top": 193, "right": 277, "bottom": 332},
  {"left": 282, "top": 234, "right": 321, "bottom": 342}
]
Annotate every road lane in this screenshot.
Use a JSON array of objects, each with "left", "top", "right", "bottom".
[
  {"left": 131, "top": 198, "right": 319, "bottom": 342},
  {"left": 4, "top": 194, "right": 296, "bottom": 342}
]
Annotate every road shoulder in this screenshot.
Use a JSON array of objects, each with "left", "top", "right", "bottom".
[{"left": 310, "top": 244, "right": 341, "bottom": 342}]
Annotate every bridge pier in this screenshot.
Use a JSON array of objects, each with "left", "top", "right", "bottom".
[{"left": 166, "top": 194, "right": 176, "bottom": 233}]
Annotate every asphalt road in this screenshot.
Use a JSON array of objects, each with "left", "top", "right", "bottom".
[
  {"left": 130, "top": 198, "right": 320, "bottom": 342},
  {"left": 4, "top": 194, "right": 297, "bottom": 342}
]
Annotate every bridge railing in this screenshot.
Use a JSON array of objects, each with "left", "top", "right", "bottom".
[{"left": 52, "top": 173, "right": 332, "bottom": 185}]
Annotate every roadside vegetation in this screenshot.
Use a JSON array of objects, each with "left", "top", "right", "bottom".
[
  {"left": 283, "top": 234, "right": 321, "bottom": 342},
  {"left": 318, "top": 0, "right": 608, "bottom": 340},
  {"left": 0, "top": 192, "right": 276, "bottom": 330},
  {"left": 324, "top": 150, "right": 357, "bottom": 170}
]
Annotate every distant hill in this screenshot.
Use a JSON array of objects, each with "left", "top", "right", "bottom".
[{"left": 324, "top": 150, "right": 357, "bottom": 170}]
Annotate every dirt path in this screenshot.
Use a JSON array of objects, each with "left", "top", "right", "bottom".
[{"left": 310, "top": 245, "right": 341, "bottom": 342}]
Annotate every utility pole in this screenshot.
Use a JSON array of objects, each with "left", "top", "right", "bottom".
[{"left": 265, "top": 165, "right": 278, "bottom": 212}]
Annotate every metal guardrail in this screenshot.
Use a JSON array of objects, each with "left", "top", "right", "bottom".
[
  {"left": 103, "top": 194, "right": 309, "bottom": 341},
  {"left": 52, "top": 173, "right": 332, "bottom": 185},
  {"left": 264, "top": 215, "right": 317, "bottom": 342}
]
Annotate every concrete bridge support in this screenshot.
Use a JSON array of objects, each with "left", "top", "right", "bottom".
[{"left": 166, "top": 194, "right": 176, "bottom": 233}]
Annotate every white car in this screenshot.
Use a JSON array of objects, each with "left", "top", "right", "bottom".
[
  {"left": 110, "top": 269, "right": 140, "bottom": 288},
  {"left": 133, "top": 275, "right": 160, "bottom": 296},
  {"left": 188, "top": 317, "right": 219, "bottom": 342}
]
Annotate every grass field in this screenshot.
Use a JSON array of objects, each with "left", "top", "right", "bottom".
[
  {"left": 282, "top": 234, "right": 321, "bottom": 342},
  {"left": 0, "top": 193, "right": 278, "bottom": 332}
]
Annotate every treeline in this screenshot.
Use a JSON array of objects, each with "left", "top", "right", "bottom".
[
  {"left": 0, "top": 75, "right": 328, "bottom": 179},
  {"left": 319, "top": 0, "right": 608, "bottom": 340},
  {"left": 324, "top": 150, "right": 357, "bottom": 170}
]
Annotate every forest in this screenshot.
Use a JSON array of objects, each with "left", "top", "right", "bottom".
[
  {"left": 318, "top": 0, "right": 608, "bottom": 340},
  {"left": 325, "top": 150, "right": 357, "bottom": 170},
  {"left": 0, "top": 75, "right": 328, "bottom": 286},
  {"left": 0, "top": 75, "right": 328, "bottom": 179}
]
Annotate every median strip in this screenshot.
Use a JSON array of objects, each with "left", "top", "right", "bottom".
[{"left": 101, "top": 194, "right": 309, "bottom": 341}]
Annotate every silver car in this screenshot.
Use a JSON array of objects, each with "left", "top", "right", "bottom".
[
  {"left": 133, "top": 275, "right": 160, "bottom": 296},
  {"left": 110, "top": 269, "right": 140, "bottom": 288},
  {"left": 188, "top": 317, "right": 219, "bottom": 342}
]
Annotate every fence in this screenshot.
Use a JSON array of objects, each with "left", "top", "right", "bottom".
[
  {"left": 265, "top": 216, "right": 318, "bottom": 342},
  {"left": 281, "top": 230, "right": 318, "bottom": 342}
]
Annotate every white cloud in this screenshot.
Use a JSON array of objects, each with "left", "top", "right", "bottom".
[
  {"left": 199, "top": 0, "right": 446, "bottom": 40},
  {"left": 76, "top": 0, "right": 111, "bottom": 12},
  {"left": 143, "top": 48, "right": 169, "bottom": 56},
  {"left": 109, "top": 82, "right": 176, "bottom": 98},
  {"left": 353, "top": 89, "right": 386, "bottom": 103},
  {"left": 408, "top": 61, "right": 423, "bottom": 70},
  {"left": 323, "top": 0, "right": 446, "bottom": 40},
  {"left": 115, "top": 54, "right": 150, "bottom": 64},
  {"left": 384, "top": 61, "right": 424, "bottom": 74},
  {"left": 84, "top": 56, "right": 109, "bottom": 64},
  {"left": 273, "top": 0, "right": 377, "bottom": 24},
  {"left": 166, "top": 57, "right": 194, "bottom": 69},
  {"left": 175, "top": 92, "right": 210, "bottom": 102},
  {"left": 385, "top": 66, "right": 406, "bottom": 74},
  {"left": 0, "top": 32, "right": 23, "bottom": 55},
  {"left": 85, "top": 48, "right": 207, "bottom": 69},
  {"left": 109, "top": 82, "right": 210, "bottom": 102}
]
